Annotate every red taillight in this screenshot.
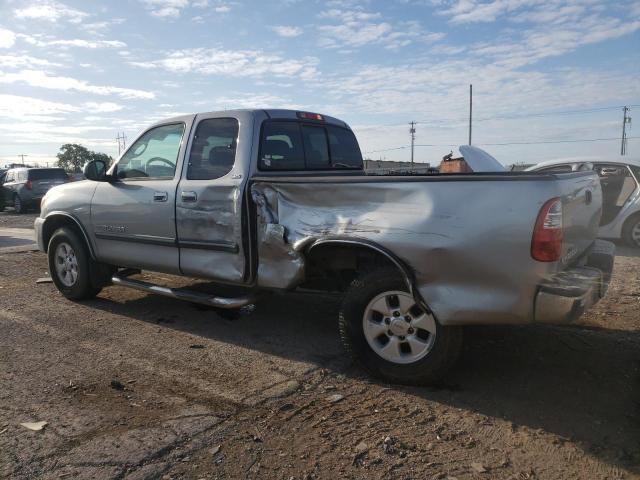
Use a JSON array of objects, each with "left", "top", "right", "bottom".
[
  {"left": 531, "top": 197, "right": 563, "bottom": 262},
  {"left": 296, "top": 111, "right": 324, "bottom": 121},
  {"left": 25, "top": 180, "right": 32, "bottom": 190}
]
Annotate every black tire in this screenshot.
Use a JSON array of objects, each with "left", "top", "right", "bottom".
[
  {"left": 48, "top": 227, "right": 102, "bottom": 300},
  {"left": 339, "top": 268, "right": 462, "bottom": 385},
  {"left": 622, "top": 214, "right": 640, "bottom": 248},
  {"left": 13, "top": 195, "right": 24, "bottom": 214}
]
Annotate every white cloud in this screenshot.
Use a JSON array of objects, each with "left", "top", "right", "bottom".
[
  {"left": 142, "top": 0, "right": 189, "bottom": 17},
  {"left": 141, "top": 0, "right": 231, "bottom": 17},
  {"left": 0, "top": 70, "right": 155, "bottom": 99},
  {"left": 19, "top": 35, "right": 127, "bottom": 49},
  {"left": 207, "top": 93, "right": 302, "bottom": 110},
  {"left": 131, "top": 48, "right": 319, "bottom": 80},
  {"left": 0, "top": 28, "right": 16, "bottom": 48},
  {"left": 83, "top": 102, "right": 125, "bottom": 113},
  {"left": 270, "top": 25, "right": 303, "bottom": 37},
  {"left": 0, "top": 55, "right": 60, "bottom": 69},
  {"left": 317, "top": 8, "right": 444, "bottom": 49},
  {"left": 0, "top": 94, "right": 78, "bottom": 120},
  {"left": 14, "top": 0, "right": 88, "bottom": 24}
]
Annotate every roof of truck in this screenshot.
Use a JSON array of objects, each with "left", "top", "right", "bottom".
[{"left": 159, "top": 109, "right": 351, "bottom": 129}]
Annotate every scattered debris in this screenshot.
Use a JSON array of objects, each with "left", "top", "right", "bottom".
[
  {"left": 327, "top": 393, "right": 344, "bottom": 403},
  {"left": 110, "top": 379, "right": 125, "bottom": 391},
  {"left": 252, "top": 435, "right": 262, "bottom": 443},
  {"left": 382, "top": 436, "right": 397, "bottom": 454},
  {"left": 471, "top": 462, "right": 487, "bottom": 473},
  {"left": 20, "top": 421, "right": 47, "bottom": 431},
  {"left": 0, "top": 427, "right": 8, "bottom": 435},
  {"left": 211, "top": 445, "right": 221, "bottom": 456},
  {"left": 35, "top": 277, "right": 53, "bottom": 284},
  {"left": 279, "top": 403, "right": 295, "bottom": 412},
  {"left": 189, "top": 344, "right": 205, "bottom": 349}
]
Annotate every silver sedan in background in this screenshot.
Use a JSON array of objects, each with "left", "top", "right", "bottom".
[{"left": 527, "top": 158, "right": 640, "bottom": 248}]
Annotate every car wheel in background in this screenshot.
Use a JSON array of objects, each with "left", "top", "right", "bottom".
[
  {"left": 48, "top": 227, "right": 102, "bottom": 300},
  {"left": 622, "top": 214, "right": 640, "bottom": 248},
  {"left": 339, "top": 268, "right": 462, "bottom": 385}
]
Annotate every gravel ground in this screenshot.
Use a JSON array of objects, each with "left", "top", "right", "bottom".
[{"left": 0, "top": 220, "right": 638, "bottom": 479}]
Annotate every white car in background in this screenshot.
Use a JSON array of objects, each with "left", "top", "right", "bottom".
[{"left": 527, "top": 158, "right": 640, "bottom": 248}]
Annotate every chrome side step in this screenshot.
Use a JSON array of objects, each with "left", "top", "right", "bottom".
[{"left": 111, "top": 272, "right": 257, "bottom": 309}]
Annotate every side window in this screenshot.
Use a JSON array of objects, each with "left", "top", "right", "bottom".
[
  {"left": 187, "top": 118, "right": 239, "bottom": 180},
  {"left": 3, "top": 171, "right": 13, "bottom": 183},
  {"left": 116, "top": 123, "right": 184, "bottom": 179},
  {"left": 327, "top": 125, "right": 363, "bottom": 169},
  {"left": 302, "top": 125, "right": 330, "bottom": 169},
  {"left": 259, "top": 122, "right": 305, "bottom": 170},
  {"left": 259, "top": 121, "right": 363, "bottom": 171}
]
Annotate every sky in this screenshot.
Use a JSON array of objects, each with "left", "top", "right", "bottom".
[{"left": 0, "top": 0, "right": 639, "bottom": 168}]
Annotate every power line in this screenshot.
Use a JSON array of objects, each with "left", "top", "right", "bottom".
[
  {"left": 358, "top": 104, "right": 640, "bottom": 130},
  {"left": 468, "top": 84, "right": 473, "bottom": 145},
  {"left": 621, "top": 106, "right": 632, "bottom": 156},
  {"left": 409, "top": 121, "right": 416, "bottom": 168},
  {"left": 363, "top": 136, "right": 640, "bottom": 154}
]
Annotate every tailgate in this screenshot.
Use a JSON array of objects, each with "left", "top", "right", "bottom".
[{"left": 555, "top": 171, "right": 602, "bottom": 265}]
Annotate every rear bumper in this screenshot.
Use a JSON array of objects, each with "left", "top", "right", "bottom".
[{"left": 534, "top": 239, "right": 615, "bottom": 324}]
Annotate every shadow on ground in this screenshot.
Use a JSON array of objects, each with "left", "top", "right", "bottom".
[{"left": 87, "top": 287, "right": 640, "bottom": 473}]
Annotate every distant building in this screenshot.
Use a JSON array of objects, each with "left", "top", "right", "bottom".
[
  {"left": 438, "top": 152, "right": 472, "bottom": 173},
  {"left": 364, "top": 159, "right": 435, "bottom": 175}
]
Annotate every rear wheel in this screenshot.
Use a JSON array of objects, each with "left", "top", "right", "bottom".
[
  {"left": 622, "top": 214, "right": 640, "bottom": 248},
  {"left": 339, "top": 269, "right": 462, "bottom": 385},
  {"left": 48, "top": 227, "right": 102, "bottom": 300},
  {"left": 13, "top": 195, "right": 24, "bottom": 214}
]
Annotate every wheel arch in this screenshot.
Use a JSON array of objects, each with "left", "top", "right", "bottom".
[
  {"left": 42, "top": 212, "right": 96, "bottom": 259},
  {"left": 304, "top": 237, "right": 430, "bottom": 312}
]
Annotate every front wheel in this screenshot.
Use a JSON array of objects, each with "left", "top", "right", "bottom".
[
  {"left": 339, "top": 269, "right": 462, "bottom": 385},
  {"left": 48, "top": 227, "right": 102, "bottom": 300},
  {"left": 622, "top": 214, "right": 640, "bottom": 248}
]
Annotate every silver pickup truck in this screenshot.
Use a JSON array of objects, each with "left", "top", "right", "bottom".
[{"left": 35, "top": 109, "right": 614, "bottom": 384}]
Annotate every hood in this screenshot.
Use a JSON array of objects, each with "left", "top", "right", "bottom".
[{"left": 459, "top": 145, "right": 505, "bottom": 172}]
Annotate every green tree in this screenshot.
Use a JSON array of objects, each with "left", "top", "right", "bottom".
[{"left": 56, "top": 144, "right": 113, "bottom": 173}]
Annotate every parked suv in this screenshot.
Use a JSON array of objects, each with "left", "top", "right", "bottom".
[{"left": 1, "top": 167, "right": 68, "bottom": 213}]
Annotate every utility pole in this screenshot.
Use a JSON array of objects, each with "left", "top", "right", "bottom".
[
  {"left": 468, "top": 84, "right": 473, "bottom": 145},
  {"left": 18, "top": 154, "right": 28, "bottom": 165},
  {"left": 409, "top": 121, "right": 416, "bottom": 169},
  {"left": 621, "top": 106, "right": 631, "bottom": 156},
  {"left": 116, "top": 132, "right": 127, "bottom": 156}
]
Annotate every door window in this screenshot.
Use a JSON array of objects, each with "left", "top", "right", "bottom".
[
  {"left": 116, "top": 123, "right": 185, "bottom": 179},
  {"left": 187, "top": 118, "right": 239, "bottom": 180}
]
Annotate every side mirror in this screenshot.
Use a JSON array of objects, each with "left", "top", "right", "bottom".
[{"left": 83, "top": 160, "right": 109, "bottom": 181}]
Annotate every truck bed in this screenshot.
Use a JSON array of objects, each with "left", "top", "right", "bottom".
[{"left": 251, "top": 171, "right": 602, "bottom": 325}]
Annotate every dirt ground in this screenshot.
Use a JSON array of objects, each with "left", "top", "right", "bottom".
[{"left": 0, "top": 211, "right": 638, "bottom": 479}]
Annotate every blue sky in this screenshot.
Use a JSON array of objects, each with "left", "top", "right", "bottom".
[{"left": 0, "top": 0, "right": 639, "bottom": 167}]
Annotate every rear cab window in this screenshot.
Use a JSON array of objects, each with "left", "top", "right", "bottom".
[
  {"left": 28, "top": 169, "right": 68, "bottom": 181},
  {"left": 259, "top": 121, "right": 363, "bottom": 171}
]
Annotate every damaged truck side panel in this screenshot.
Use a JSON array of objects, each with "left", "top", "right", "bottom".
[{"left": 251, "top": 173, "right": 602, "bottom": 326}]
